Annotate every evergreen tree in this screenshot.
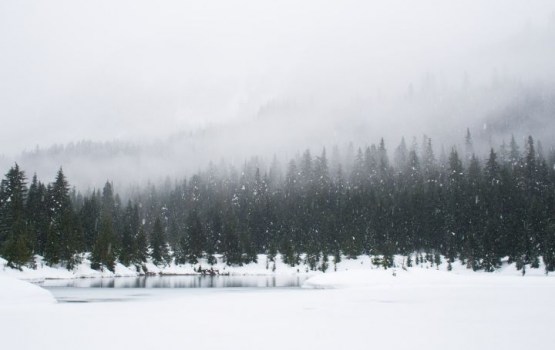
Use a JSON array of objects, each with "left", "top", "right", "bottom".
[
  {"left": 221, "top": 208, "right": 242, "bottom": 265},
  {"left": 464, "top": 128, "right": 474, "bottom": 165},
  {"left": 44, "top": 168, "right": 82, "bottom": 269},
  {"left": 0, "top": 164, "right": 33, "bottom": 269},
  {"left": 91, "top": 213, "right": 117, "bottom": 272},
  {"left": 80, "top": 190, "right": 101, "bottom": 252},
  {"left": 421, "top": 136, "right": 436, "bottom": 179},
  {"left": 26, "top": 174, "right": 48, "bottom": 255},
  {"left": 482, "top": 149, "right": 503, "bottom": 271},
  {"left": 135, "top": 225, "right": 149, "bottom": 264},
  {"left": 394, "top": 137, "right": 409, "bottom": 172},
  {"left": 542, "top": 222, "right": 555, "bottom": 273},
  {"left": 119, "top": 201, "right": 139, "bottom": 266},
  {"left": 184, "top": 209, "right": 205, "bottom": 264},
  {"left": 509, "top": 135, "right": 520, "bottom": 169},
  {"left": 463, "top": 154, "right": 482, "bottom": 269},
  {"left": 444, "top": 148, "right": 464, "bottom": 262},
  {"left": 150, "top": 217, "right": 170, "bottom": 266},
  {"left": 522, "top": 136, "right": 542, "bottom": 268}
]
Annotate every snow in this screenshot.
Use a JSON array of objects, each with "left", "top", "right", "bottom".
[
  {"left": 3, "top": 254, "right": 552, "bottom": 282},
  {"left": 1, "top": 255, "right": 555, "bottom": 349},
  {"left": 0, "top": 274, "right": 55, "bottom": 306},
  {"left": 0, "top": 255, "right": 140, "bottom": 281},
  {"left": 0, "top": 254, "right": 320, "bottom": 281}
]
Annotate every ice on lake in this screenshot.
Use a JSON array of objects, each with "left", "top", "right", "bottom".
[{"left": 37, "top": 275, "right": 308, "bottom": 303}]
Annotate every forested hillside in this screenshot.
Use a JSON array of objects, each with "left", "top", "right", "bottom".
[{"left": 1, "top": 132, "right": 554, "bottom": 274}]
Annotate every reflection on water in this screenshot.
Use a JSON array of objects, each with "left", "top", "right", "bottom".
[
  {"left": 39, "top": 275, "right": 306, "bottom": 289},
  {"left": 38, "top": 275, "right": 308, "bottom": 303}
]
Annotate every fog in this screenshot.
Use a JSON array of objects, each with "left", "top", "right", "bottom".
[{"left": 1, "top": 0, "right": 555, "bottom": 189}]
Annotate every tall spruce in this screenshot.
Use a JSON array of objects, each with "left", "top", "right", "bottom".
[
  {"left": 44, "top": 168, "right": 81, "bottom": 269},
  {"left": 0, "top": 164, "right": 33, "bottom": 269},
  {"left": 119, "top": 201, "right": 139, "bottom": 266},
  {"left": 91, "top": 213, "right": 117, "bottom": 271},
  {"left": 26, "top": 174, "right": 49, "bottom": 256},
  {"left": 90, "top": 182, "right": 119, "bottom": 271},
  {"left": 150, "top": 217, "right": 170, "bottom": 266}
]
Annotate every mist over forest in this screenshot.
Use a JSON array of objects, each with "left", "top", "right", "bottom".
[
  {"left": 4, "top": 4, "right": 555, "bottom": 350},
  {"left": 5, "top": 77, "right": 555, "bottom": 192},
  {"left": 1, "top": 0, "right": 555, "bottom": 191}
]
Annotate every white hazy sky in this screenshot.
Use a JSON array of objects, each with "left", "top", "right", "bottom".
[{"left": 1, "top": 0, "right": 554, "bottom": 156}]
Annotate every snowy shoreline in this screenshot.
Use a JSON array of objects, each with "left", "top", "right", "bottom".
[
  {"left": 2, "top": 254, "right": 555, "bottom": 350},
  {"left": 2, "top": 253, "right": 553, "bottom": 283}
]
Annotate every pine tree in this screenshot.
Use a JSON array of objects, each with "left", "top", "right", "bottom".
[
  {"left": 509, "top": 135, "right": 520, "bottom": 169},
  {"left": 150, "top": 217, "right": 170, "bottom": 266},
  {"left": 44, "top": 168, "right": 82, "bottom": 269},
  {"left": 80, "top": 190, "right": 101, "bottom": 252},
  {"left": 184, "top": 209, "right": 204, "bottom": 264},
  {"left": 26, "top": 174, "right": 41, "bottom": 254},
  {"left": 394, "top": 137, "right": 409, "bottom": 172},
  {"left": 0, "top": 164, "right": 33, "bottom": 269},
  {"left": 523, "top": 136, "right": 543, "bottom": 268},
  {"left": 464, "top": 128, "right": 474, "bottom": 165},
  {"left": 444, "top": 148, "right": 464, "bottom": 262},
  {"left": 421, "top": 136, "right": 436, "bottom": 179},
  {"left": 119, "top": 201, "right": 139, "bottom": 266},
  {"left": 542, "top": 222, "right": 555, "bottom": 273},
  {"left": 221, "top": 208, "right": 242, "bottom": 265},
  {"left": 135, "top": 226, "right": 149, "bottom": 264},
  {"left": 482, "top": 149, "right": 502, "bottom": 271},
  {"left": 91, "top": 213, "right": 117, "bottom": 272},
  {"left": 174, "top": 234, "right": 188, "bottom": 265},
  {"left": 464, "top": 154, "right": 482, "bottom": 269}
]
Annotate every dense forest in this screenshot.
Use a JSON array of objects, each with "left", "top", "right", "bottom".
[{"left": 1, "top": 131, "right": 555, "bottom": 274}]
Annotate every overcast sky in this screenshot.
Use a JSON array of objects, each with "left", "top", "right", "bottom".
[{"left": 1, "top": 0, "right": 554, "bottom": 157}]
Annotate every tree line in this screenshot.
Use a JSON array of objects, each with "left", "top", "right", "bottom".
[{"left": 1, "top": 131, "right": 555, "bottom": 274}]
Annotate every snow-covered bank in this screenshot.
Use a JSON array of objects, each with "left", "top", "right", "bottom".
[
  {"left": 2, "top": 253, "right": 552, "bottom": 282},
  {"left": 1, "top": 254, "right": 318, "bottom": 281},
  {"left": 302, "top": 257, "right": 554, "bottom": 289},
  {"left": 1, "top": 266, "right": 554, "bottom": 350},
  {"left": 1, "top": 254, "right": 555, "bottom": 350},
  {"left": 0, "top": 274, "right": 55, "bottom": 306}
]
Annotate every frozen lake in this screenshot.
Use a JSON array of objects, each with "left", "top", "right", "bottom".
[
  {"left": 4, "top": 268, "right": 555, "bottom": 350},
  {"left": 37, "top": 275, "right": 309, "bottom": 303}
]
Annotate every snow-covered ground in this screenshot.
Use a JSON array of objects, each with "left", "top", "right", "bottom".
[
  {"left": 1, "top": 253, "right": 552, "bottom": 281},
  {"left": 0, "top": 274, "right": 55, "bottom": 306},
  {"left": 1, "top": 254, "right": 324, "bottom": 281},
  {"left": 1, "top": 255, "right": 554, "bottom": 350}
]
